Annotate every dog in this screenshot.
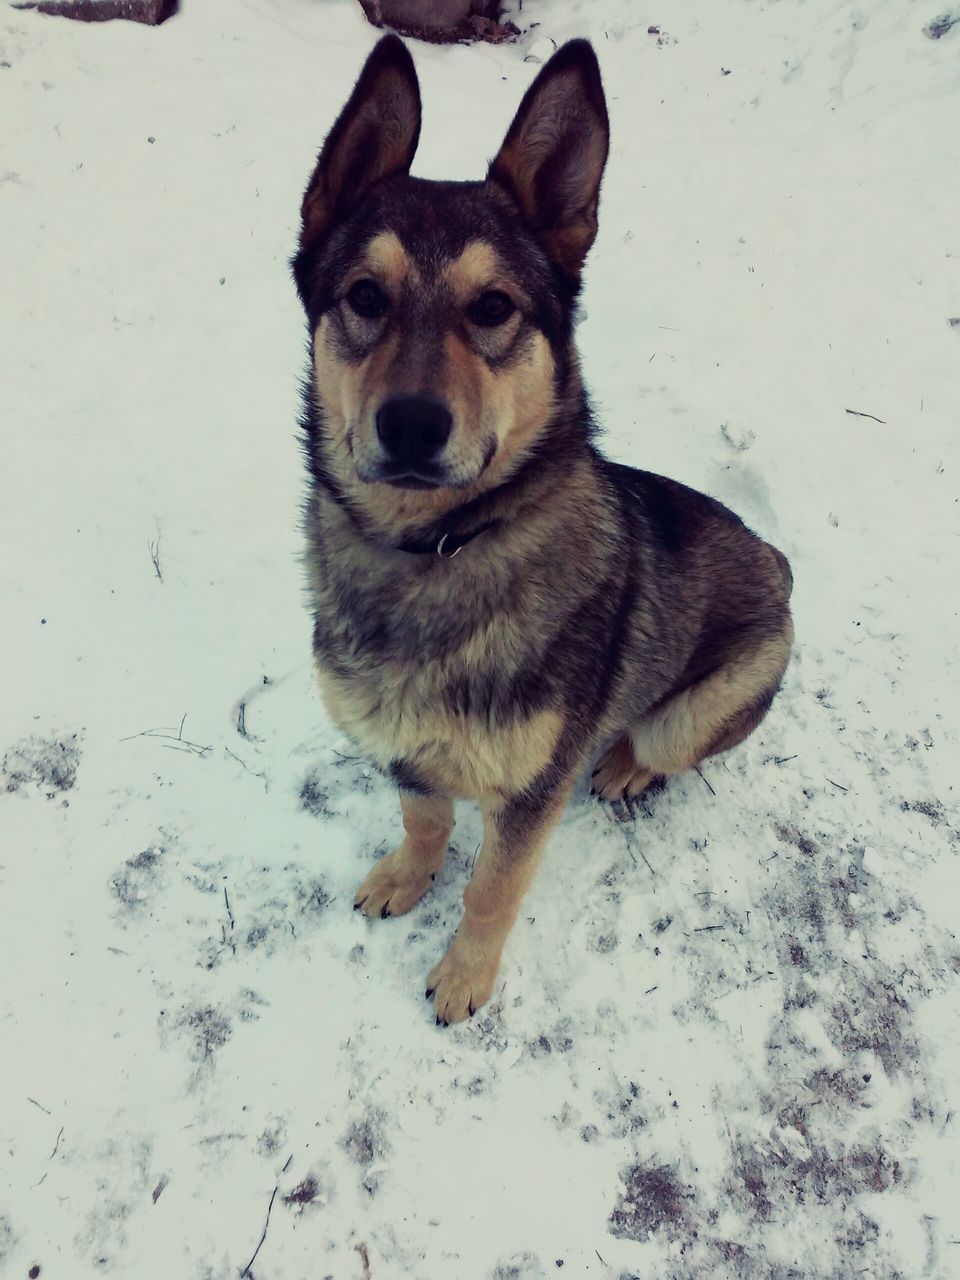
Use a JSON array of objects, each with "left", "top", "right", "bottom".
[{"left": 292, "top": 35, "right": 794, "bottom": 1024}]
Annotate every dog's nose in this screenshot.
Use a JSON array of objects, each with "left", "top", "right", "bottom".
[{"left": 375, "top": 396, "right": 453, "bottom": 466}]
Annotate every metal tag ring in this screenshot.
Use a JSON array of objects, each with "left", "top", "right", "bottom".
[{"left": 436, "top": 533, "right": 462, "bottom": 559}]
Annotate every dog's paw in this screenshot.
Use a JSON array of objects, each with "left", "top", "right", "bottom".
[
  {"left": 426, "top": 935, "right": 499, "bottom": 1025},
  {"left": 591, "top": 738, "right": 656, "bottom": 801},
  {"left": 353, "top": 848, "right": 438, "bottom": 919}
]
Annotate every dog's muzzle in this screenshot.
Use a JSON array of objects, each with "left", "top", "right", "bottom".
[{"left": 375, "top": 396, "right": 452, "bottom": 486}]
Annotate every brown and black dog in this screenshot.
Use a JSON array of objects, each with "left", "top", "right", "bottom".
[{"left": 293, "top": 36, "right": 793, "bottom": 1024}]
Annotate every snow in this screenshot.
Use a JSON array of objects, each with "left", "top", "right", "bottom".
[{"left": 1, "top": 0, "right": 958, "bottom": 1276}]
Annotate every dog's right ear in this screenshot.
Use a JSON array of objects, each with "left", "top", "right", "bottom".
[{"left": 299, "top": 35, "right": 421, "bottom": 254}]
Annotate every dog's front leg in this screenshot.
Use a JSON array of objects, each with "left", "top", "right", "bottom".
[
  {"left": 354, "top": 790, "right": 454, "bottom": 919},
  {"left": 427, "top": 783, "right": 571, "bottom": 1025}
]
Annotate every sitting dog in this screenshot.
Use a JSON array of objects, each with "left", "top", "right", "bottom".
[{"left": 292, "top": 36, "right": 793, "bottom": 1024}]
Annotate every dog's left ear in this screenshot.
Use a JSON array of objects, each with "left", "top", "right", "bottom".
[
  {"left": 299, "top": 35, "right": 421, "bottom": 254},
  {"left": 489, "top": 40, "right": 609, "bottom": 281}
]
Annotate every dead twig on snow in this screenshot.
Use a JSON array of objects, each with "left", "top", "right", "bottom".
[
  {"left": 120, "top": 713, "right": 211, "bottom": 758},
  {"left": 224, "top": 746, "right": 268, "bottom": 790},
  {"left": 694, "top": 766, "right": 716, "bottom": 796},
  {"left": 845, "top": 407, "right": 885, "bottom": 424},
  {"left": 148, "top": 534, "right": 162, "bottom": 582},
  {"left": 240, "top": 1185, "right": 278, "bottom": 1278}
]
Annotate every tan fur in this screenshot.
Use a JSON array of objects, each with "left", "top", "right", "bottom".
[
  {"left": 591, "top": 628, "right": 793, "bottom": 799},
  {"left": 440, "top": 331, "right": 486, "bottom": 445},
  {"left": 440, "top": 328, "right": 557, "bottom": 478},
  {"left": 481, "top": 332, "right": 556, "bottom": 476},
  {"left": 354, "top": 792, "right": 454, "bottom": 918},
  {"left": 592, "top": 738, "right": 656, "bottom": 801},
  {"left": 346, "top": 230, "right": 415, "bottom": 294},
  {"left": 312, "top": 318, "right": 411, "bottom": 490},
  {"left": 318, "top": 663, "right": 563, "bottom": 799},
  {"left": 628, "top": 628, "right": 794, "bottom": 776},
  {"left": 428, "top": 786, "right": 571, "bottom": 1023},
  {"left": 443, "top": 241, "right": 504, "bottom": 301},
  {"left": 311, "top": 316, "right": 352, "bottom": 443}
]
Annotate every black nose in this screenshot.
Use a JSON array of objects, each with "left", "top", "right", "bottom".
[{"left": 375, "top": 396, "right": 453, "bottom": 467}]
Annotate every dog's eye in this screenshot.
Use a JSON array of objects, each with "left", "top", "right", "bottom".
[
  {"left": 345, "top": 278, "right": 389, "bottom": 319},
  {"left": 468, "top": 290, "right": 515, "bottom": 327}
]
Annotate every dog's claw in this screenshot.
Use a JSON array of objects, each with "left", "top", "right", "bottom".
[
  {"left": 425, "top": 987, "right": 434, "bottom": 999},
  {"left": 468, "top": 1000, "right": 475, "bottom": 1017},
  {"left": 380, "top": 903, "right": 391, "bottom": 919},
  {"left": 353, "top": 898, "right": 366, "bottom": 911}
]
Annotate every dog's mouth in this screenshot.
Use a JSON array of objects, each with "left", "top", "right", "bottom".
[
  {"left": 352, "top": 437, "right": 498, "bottom": 492},
  {"left": 364, "top": 459, "right": 484, "bottom": 491},
  {"left": 382, "top": 470, "right": 444, "bottom": 490},
  {"left": 378, "top": 465, "right": 450, "bottom": 488}
]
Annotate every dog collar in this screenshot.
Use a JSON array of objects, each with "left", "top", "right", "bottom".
[{"left": 394, "top": 519, "right": 500, "bottom": 559}]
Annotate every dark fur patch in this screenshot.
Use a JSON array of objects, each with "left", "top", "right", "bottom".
[{"left": 389, "top": 758, "right": 433, "bottom": 794}]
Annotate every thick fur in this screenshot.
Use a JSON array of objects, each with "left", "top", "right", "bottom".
[{"left": 293, "top": 36, "right": 794, "bottom": 1023}]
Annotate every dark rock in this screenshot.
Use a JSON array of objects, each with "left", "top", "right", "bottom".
[
  {"left": 14, "top": 0, "right": 177, "bottom": 24},
  {"left": 357, "top": 0, "right": 517, "bottom": 44}
]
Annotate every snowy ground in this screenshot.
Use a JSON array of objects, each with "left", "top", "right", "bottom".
[{"left": 2, "top": 0, "right": 959, "bottom": 1276}]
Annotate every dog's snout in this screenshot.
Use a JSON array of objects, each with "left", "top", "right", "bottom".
[{"left": 375, "top": 396, "right": 452, "bottom": 466}]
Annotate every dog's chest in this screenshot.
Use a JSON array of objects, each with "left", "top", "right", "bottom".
[
  {"left": 316, "top": 654, "right": 447, "bottom": 765},
  {"left": 315, "top": 653, "right": 560, "bottom": 800},
  {"left": 309, "top": 541, "right": 565, "bottom": 797}
]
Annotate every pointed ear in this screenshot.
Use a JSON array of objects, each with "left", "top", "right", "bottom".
[
  {"left": 488, "top": 40, "right": 609, "bottom": 280},
  {"left": 300, "top": 35, "right": 421, "bottom": 252}
]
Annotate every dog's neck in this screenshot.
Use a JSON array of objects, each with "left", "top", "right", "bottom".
[
  {"left": 305, "top": 389, "right": 597, "bottom": 562},
  {"left": 313, "top": 440, "right": 583, "bottom": 562}
]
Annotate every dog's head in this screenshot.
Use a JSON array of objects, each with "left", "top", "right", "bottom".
[{"left": 294, "top": 36, "right": 608, "bottom": 526}]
